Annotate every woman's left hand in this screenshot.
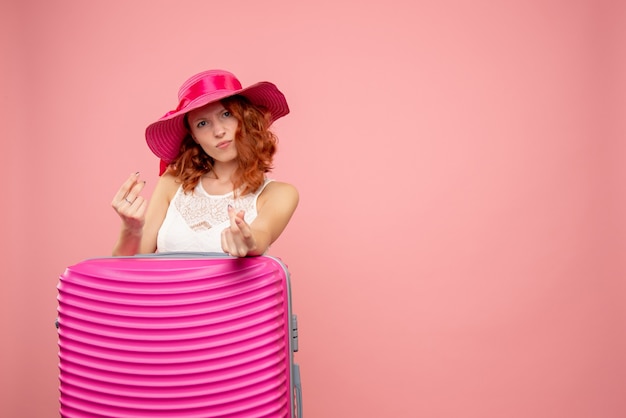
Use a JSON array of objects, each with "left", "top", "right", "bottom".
[{"left": 221, "top": 205, "right": 258, "bottom": 257}]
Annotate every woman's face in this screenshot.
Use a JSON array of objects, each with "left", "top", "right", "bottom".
[{"left": 187, "top": 101, "right": 239, "bottom": 163}]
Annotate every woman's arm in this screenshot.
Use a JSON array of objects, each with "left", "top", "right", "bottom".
[{"left": 221, "top": 181, "right": 299, "bottom": 257}]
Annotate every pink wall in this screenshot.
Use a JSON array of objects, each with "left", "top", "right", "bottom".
[{"left": 2, "top": 0, "right": 625, "bottom": 417}]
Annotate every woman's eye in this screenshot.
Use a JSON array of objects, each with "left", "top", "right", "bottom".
[
  {"left": 196, "top": 120, "right": 207, "bottom": 128},
  {"left": 223, "top": 111, "right": 231, "bottom": 118}
]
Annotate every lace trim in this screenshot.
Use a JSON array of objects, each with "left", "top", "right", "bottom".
[{"left": 174, "top": 185, "right": 258, "bottom": 231}]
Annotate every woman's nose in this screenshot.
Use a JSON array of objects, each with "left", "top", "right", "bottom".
[{"left": 213, "top": 121, "right": 226, "bottom": 137}]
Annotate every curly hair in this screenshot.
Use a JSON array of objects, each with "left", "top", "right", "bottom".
[{"left": 168, "top": 95, "right": 278, "bottom": 196}]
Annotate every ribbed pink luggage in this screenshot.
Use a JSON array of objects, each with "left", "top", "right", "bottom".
[{"left": 57, "top": 253, "right": 302, "bottom": 418}]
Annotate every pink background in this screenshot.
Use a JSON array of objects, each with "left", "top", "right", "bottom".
[{"left": 2, "top": 0, "right": 625, "bottom": 417}]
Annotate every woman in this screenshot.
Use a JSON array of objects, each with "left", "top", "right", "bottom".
[{"left": 111, "top": 69, "right": 298, "bottom": 257}]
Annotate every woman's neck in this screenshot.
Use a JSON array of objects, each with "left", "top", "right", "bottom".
[{"left": 209, "top": 160, "right": 238, "bottom": 181}]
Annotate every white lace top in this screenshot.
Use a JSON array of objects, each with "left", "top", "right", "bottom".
[{"left": 157, "top": 178, "right": 273, "bottom": 253}]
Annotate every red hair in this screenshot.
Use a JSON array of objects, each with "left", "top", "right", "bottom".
[{"left": 168, "top": 95, "right": 278, "bottom": 196}]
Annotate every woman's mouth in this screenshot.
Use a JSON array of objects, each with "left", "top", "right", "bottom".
[{"left": 216, "top": 140, "right": 231, "bottom": 149}]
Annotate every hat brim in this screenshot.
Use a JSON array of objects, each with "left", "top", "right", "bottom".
[{"left": 146, "top": 81, "right": 289, "bottom": 163}]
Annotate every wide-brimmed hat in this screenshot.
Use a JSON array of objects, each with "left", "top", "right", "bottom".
[{"left": 145, "top": 69, "right": 289, "bottom": 163}]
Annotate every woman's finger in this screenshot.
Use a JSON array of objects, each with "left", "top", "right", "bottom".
[
  {"left": 234, "top": 216, "right": 253, "bottom": 241},
  {"left": 221, "top": 229, "right": 230, "bottom": 255},
  {"left": 124, "top": 179, "right": 147, "bottom": 205},
  {"left": 227, "top": 204, "right": 240, "bottom": 232},
  {"left": 112, "top": 172, "right": 140, "bottom": 207}
]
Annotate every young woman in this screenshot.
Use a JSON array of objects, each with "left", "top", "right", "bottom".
[{"left": 111, "top": 69, "right": 298, "bottom": 257}]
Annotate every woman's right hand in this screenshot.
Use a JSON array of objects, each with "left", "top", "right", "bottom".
[{"left": 111, "top": 172, "right": 148, "bottom": 233}]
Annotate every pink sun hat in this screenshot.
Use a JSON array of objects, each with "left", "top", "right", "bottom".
[{"left": 145, "top": 69, "right": 290, "bottom": 163}]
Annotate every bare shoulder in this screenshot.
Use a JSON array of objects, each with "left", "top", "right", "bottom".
[
  {"left": 258, "top": 181, "right": 299, "bottom": 209},
  {"left": 263, "top": 180, "right": 299, "bottom": 200},
  {"left": 153, "top": 171, "right": 181, "bottom": 202}
]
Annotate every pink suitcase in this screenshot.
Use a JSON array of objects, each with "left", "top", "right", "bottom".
[{"left": 57, "top": 253, "right": 302, "bottom": 417}]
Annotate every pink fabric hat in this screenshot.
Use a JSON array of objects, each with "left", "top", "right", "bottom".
[{"left": 145, "top": 69, "right": 289, "bottom": 163}]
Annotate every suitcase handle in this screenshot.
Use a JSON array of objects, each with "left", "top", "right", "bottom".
[
  {"left": 293, "top": 363, "right": 303, "bottom": 417},
  {"left": 134, "top": 251, "right": 231, "bottom": 258}
]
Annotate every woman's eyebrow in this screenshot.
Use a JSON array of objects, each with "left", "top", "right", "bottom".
[
  {"left": 189, "top": 106, "right": 228, "bottom": 124},
  {"left": 189, "top": 115, "right": 205, "bottom": 124}
]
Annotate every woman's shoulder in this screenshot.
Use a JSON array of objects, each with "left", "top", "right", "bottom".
[
  {"left": 153, "top": 170, "right": 182, "bottom": 200},
  {"left": 264, "top": 180, "right": 298, "bottom": 195},
  {"left": 258, "top": 180, "right": 299, "bottom": 207},
  {"left": 157, "top": 171, "right": 181, "bottom": 186}
]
